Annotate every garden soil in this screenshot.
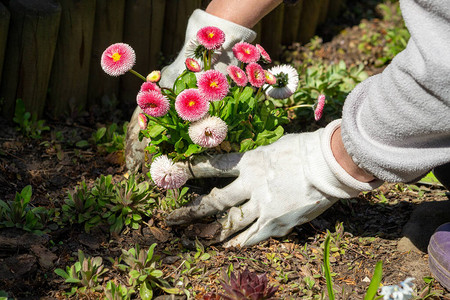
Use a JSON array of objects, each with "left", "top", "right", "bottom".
[{"left": 1, "top": 1, "right": 449, "bottom": 299}]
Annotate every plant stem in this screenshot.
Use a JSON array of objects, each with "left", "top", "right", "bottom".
[
  {"left": 255, "top": 87, "right": 263, "bottom": 101},
  {"left": 208, "top": 50, "right": 212, "bottom": 70},
  {"left": 287, "top": 104, "right": 314, "bottom": 110},
  {"left": 203, "top": 51, "right": 208, "bottom": 71},
  {"left": 129, "top": 69, "right": 146, "bottom": 81}
]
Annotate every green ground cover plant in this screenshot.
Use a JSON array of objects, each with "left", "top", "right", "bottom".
[
  {"left": 0, "top": 185, "right": 51, "bottom": 234},
  {"left": 13, "top": 99, "right": 50, "bottom": 139}
]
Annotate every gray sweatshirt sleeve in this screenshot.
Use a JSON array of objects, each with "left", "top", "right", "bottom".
[{"left": 341, "top": 0, "right": 450, "bottom": 183}]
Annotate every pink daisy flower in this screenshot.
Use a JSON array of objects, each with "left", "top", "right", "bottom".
[
  {"left": 246, "top": 63, "right": 265, "bottom": 88},
  {"left": 185, "top": 58, "right": 202, "bottom": 72},
  {"left": 232, "top": 42, "right": 260, "bottom": 64},
  {"left": 197, "top": 70, "right": 229, "bottom": 102},
  {"left": 139, "top": 81, "right": 161, "bottom": 93},
  {"left": 196, "top": 26, "right": 225, "bottom": 50},
  {"left": 150, "top": 155, "right": 188, "bottom": 189},
  {"left": 314, "top": 94, "right": 326, "bottom": 121},
  {"left": 138, "top": 113, "right": 147, "bottom": 130},
  {"left": 146, "top": 70, "right": 161, "bottom": 82},
  {"left": 264, "top": 70, "right": 276, "bottom": 85},
  {"left": 188, "top": 116, "right": 228, "bottom": 148},
  {"left": 256, "top": 44, "right": 272, "bottom": 63},
  {"left": 175, "top": 89, "right": 210, "bottom": 121},
  {"left": 137, "top": 91, "right": 170, "bottom": 117},
  {"left": 101, "top": 43, "right": 136, "bottom": 76},
  {"left": 227, "top": 65, "right": 248, "bottom": 87}
]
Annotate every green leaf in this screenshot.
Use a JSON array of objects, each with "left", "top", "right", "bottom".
[
  {"left": 184, "top": 144, "right": 202, "bottom": 157},
  {"left": 200, "top": 253, "right": 211, "bottom": 261},
  {"left": 20, "top": 185, "right": 32, "bottom": 202},
  {"left": 324, "top": 234, "right": 335, "bottom": 300},
  {"left": 185, "top": 72, "right": 197, "bottom": 88},
  {"left": 254, "top": 126, "right": 284, "bottom": 147},
  {"left": 76, "top": 140, "right": 90, "bottom": 148},
  {"left": 239, "top": 139, "right": 255, "bottom": 152},
  {"left": 129, "top": 270, "right": 141, "bottom": 279},
  {"left": 95, "top": 127, "right": 107, "bottom": 142},
  {"left": 238, "top": 87, "right": 254, "bottom": 102},
  {"left": 132, "top": 214, "right": 142, "bottom": 221},
  {"left": 364, "top": 261, "right": 383, "bottom": 300},
  {"left": 175, "top": 79, "right": 186, "bottom": 95},
  {"left": 140, "top": 282, "right": 153, "bottom": 300},
  {"left": 174, "top": 138, "right": 184, "bottom": 152},
  {"left": 147, "top": 124, "right": 166, "bottom": 138},
  {"left": 110, "top": 217, "right": 123, "bottom": 233},
  {"left": 147, "top": 243, "right": 157, "bottom": 262},
  {"left": 54, "top": 268, "right": 69, "bottom": 279},
  {"left": 150, "top": 269, "right": 163, "bottom": 278},
  {"left": 65, "top": 278, "right": 82, "bottom": 284}
]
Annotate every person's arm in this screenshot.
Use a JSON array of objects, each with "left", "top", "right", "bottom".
[
  {"left": 206, "top": 0, "right": 282, "bottom": 28},
  {"left": 341, "top": 0, "right": 450, "bottom": 183}
]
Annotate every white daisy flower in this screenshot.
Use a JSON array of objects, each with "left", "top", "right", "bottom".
[
  {"left": 188, "top": 116, "right": 228, "bottom": 148},
  {"left": 150, "top": 155, "right": 188, "bottom": 189},
  {"left": 265, "top": 64, "right": 299, "bottom": 99},
  {"left": 185, "top": 37, "right": 222, "bottom": 68}
]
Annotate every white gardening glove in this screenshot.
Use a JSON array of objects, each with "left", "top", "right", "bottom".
[
  {"left": 125, "top": 9, "right": 257, "bottom": 173},
  {"left": 167, "top": 120, "right": 383, "bottom": 247}
]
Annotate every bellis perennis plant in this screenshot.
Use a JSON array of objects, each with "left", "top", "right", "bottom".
[{"left": 101, "top": 27, "right": 307, "bottom": 189}]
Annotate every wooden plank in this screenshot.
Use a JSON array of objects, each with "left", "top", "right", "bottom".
[
  {"left": 328, "top": 0, "right": 345, "bottom": 20},
  {"left": 162, "top": 0, "right": 201, "bottom": 63},
  {"left": 201, "top": 0, "right": 211, "bottom": 10},
  {"left": 253, "top": 21, "right": 262, "bottom": 45},
  {"left": 319, "top": 0, "right": 330, "bottom": 25},
  {"left": 297, "top": 0, "right": 322, "bottom": 44},
  {"left": 282, "top": 0, "right": 303, "bottom": 45},
  {"left": 0, "top": 0, "right": 61, "bottom": 119},
  {"left": 261, "top": 4, "right": 285, "bottom": 59},
  {"left": 148, "top": 0, "right": 165, "bottom": 70},
  {"left": 87, "top": 0, "right": 126, "bottom": 112},
  {"left": 47, "top": 0, "right": 96, "bottom": 119},
  {"left": 120, "top": 0, "right": 153, "bottom": 116},
  {"left": 161, "top": 0, "right": 178, "bottom": 61},
  {"left": 0, "top": 3, "right": 10, "bottom": 86}
]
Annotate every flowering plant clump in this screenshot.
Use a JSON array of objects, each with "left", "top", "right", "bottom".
[{"left": 101, "top": 28, "right": 322, "bottom": 189}]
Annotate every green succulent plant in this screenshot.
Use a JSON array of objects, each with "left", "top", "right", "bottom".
[
  {"left": 55, "top": 250, "right": 108, "bottom": 296},
  {"left": 104, "top": 175, "right": 157, "bottom": 233},
  {"left": 0, "top": 185, "right": 50, "bottom": 234},
  {"left": 116, "top": 244, "right": 181, "bottom": 300}
]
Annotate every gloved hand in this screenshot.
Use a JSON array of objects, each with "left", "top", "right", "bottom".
[
  {"left": 167, "top": 120, "right": 383, "bottom": 247},
  {"left": 125, "top": 9, "right": 257, "bottom": 173}
]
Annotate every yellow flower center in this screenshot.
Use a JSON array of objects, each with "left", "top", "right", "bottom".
[
  {"left": 237, "top": 73, "right": 242, "bottom": 78},
  {"left": 210, "top": 81, "right": 218, "bottom": 88},
  {"left": 208, "top": 32, "right": 215, "bottom": 39},
  {"left": 188, "top": 100, "right": 196, "bottom": 107},
  {"left": 111, "top": 52, "right": 121, "bottom": 62},
  {"left": 244, "top": 48, "right": 251, "bottom": 54}
]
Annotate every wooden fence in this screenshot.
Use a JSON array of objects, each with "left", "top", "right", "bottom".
[{"left": 0, "top": 0, "right": 344, "bottom": 120}]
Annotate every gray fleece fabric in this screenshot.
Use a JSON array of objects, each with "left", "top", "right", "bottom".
[{"left": 341, "top": 0, "right": 450, "bottom": 183}]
